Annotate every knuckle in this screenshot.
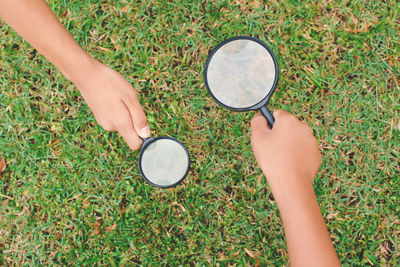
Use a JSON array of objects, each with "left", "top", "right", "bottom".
[
  {"left": 101, "top": 123, "right": 114, "bottom": 131},
  {"left": 128, "top": 91, "right": 139, "bottom": 101},
  {"left": 302, "top": 123, "right": 313, "bottom": 133},
  {"left": 116, "top": 117, "right": 131, "bottom": 129},
  {"left": 125, "top": 93, "right": 141, "bottom": 108},
  {"left": 273, "top": 109, "right": 287, "bottom": 117},
  {"left": 287, "top": 113, "right": 297, "bottom": 121},
  {"left": 97, "top": 118, "right": 114, "bottom": 131},
  {"left": 129, "top": 140, "right": 142, "bottom": 151},
  {"left": 281, "top": 114, "right": 297, "bottom": 125}
]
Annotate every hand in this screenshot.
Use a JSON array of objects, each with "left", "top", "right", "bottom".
[
  {"left": 0, "top": 0, "right": 149, "bottom": 150},
  {"left": 251, "top": 110, "right": 321, "bottom": 186},
  {"left": 251, "top": 110, "right": 341, "bottom": 267},
  {"left": 74, "top": 60, "right": 150, "bottom": 150}
]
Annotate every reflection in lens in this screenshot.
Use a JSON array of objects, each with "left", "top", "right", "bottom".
[
  {"left": 140, "top": 138, "right": 189, "bottom": 187},
  {"left": 206, "top": 39, "right": 276, "bottom": 108}
]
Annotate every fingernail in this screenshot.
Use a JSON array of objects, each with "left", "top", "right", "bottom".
[{"left": 140, "top": 125, "right": 150, "bottom": 138}]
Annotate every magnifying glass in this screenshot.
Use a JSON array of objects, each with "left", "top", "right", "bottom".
[
  {"left": 138, "top": 136, "right": 190, "bottom": 188},
  {"left": 204, "top": 36, "right": 279, "bottom": 127}
]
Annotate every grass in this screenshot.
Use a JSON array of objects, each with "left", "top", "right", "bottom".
[{"left": 0, "top": 0, "right": 399, "bottom": 265}]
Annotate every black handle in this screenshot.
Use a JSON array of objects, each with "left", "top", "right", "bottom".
[
  {"left": 260, "top": 105, "right": 275, "bottom": 128},
  {"left": 140, "top": 137, "right": 155, "bottom": 147}
]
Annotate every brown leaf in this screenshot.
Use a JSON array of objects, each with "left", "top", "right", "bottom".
[
  {"left": 326, "top": 213, "right": 338, "bottom": 220},
  {"left": 121, "top": 5, "right": 130, "bottom": 14},
  {"left": 244, "top": 248, "right": 260, "bottom": 266},
  {"left": 249, "top": 1, "right": 261, "bottom": 8},
  {"left": 93, "top": 220, "right": 103, "bottom": 235},
  {"left": 105, "top": 224, "right": 116, "bottom": 232},
  {"left": 0, "top": 157, "right": 5, "bottom": 174}
]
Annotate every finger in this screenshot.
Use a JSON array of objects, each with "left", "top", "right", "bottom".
[
  {"left": 250, "top": 113, "right": 273, "bottom": 153},
  {"left": 251, "top": 112, "right": 272, "bottom": 137},
  {"left": 123, "top": 92, "right": 150, "bottom": 138},
  {"left": 273, "top": 109, "right": 291, "bottom": 119},
  {"left": 273, "top": 109, "right": 300, "bottom": 128},
  {"left": 116, "top": 106, "right": 143, "bottom": 150}
]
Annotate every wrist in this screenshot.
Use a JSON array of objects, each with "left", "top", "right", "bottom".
[
  {"left": 266, "top": 172, "right": 314, "bottom": 201},
  {"left": 60, "top": 51, "right": 98, "bottom": 86}
]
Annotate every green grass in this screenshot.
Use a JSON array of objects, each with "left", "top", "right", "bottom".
[{"left": 1, "top": 0, "right": 399, "bottom": 265}]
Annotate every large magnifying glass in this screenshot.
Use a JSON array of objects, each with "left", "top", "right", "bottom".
[
  {"left": 138, "top": 136, "right": 190, "bottom": 188},
  {"left": 204, "top": 36, "right": 279, "bottom": 127}
]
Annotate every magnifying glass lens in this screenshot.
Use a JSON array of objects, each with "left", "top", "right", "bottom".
[
  {"left": 139, "top": 138, "right": 189, "bottom": 187},
  {"left": 206, "top": 39, "right": 277, "bottom": 109}
]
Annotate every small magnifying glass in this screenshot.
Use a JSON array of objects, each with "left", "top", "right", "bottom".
[
  {"left": 204, "top": 36, "right": 279, "bottom": 127},
  {"left": 138, "top": 136, "right": 190, "bottom": 188}
]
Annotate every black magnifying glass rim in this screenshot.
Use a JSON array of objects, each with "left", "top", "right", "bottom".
[
  {"left": 203, "top": 36, "right": 279, "bottom": 111},
  {"left": 138, "top": 136, "right": 190, "bottom": 189}
]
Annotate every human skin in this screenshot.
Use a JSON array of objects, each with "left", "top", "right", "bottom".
[
  {"left": 251, "top": 110, "right": 341, "bottom": 267},
  {"left": 0, "top": 0, "right": 150, "bottom": 150}
]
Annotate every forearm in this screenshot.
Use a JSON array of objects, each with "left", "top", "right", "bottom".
[
  {"left": 0, "top": 0, "right": 94, "bottom": 84},
  {"left": 270, "top": 177, "right": 341, "bottom": 267}
]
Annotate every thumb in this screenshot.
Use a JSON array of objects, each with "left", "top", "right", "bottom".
[
  {"left": 132, "top": 106, "right": 150, "bottom": 139},
  {"left": 124, "top": 94, "right": 150, "bottom": 139},
  {"left": 251, "top": 112, "right": 271, "bottom": 141}
]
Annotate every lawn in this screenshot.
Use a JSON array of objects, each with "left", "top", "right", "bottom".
[{"left": 0, "top": 0, "right": 399, "bottom": 265}]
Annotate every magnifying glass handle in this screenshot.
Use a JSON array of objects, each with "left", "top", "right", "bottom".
[
  {"left": 260, "top": 106, "right": 275, "bottom": 128},
  {"left": 140, "top": 137, "right": 155, "bottom": 146}
]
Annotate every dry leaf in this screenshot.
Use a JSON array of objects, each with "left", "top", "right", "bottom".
[
  {"left": 121, "top": 5, "right": 130, "bottom": 14},
  {"left": 244, "top": 248, "right": 260, "bottom": 266},
  {"left": 93, "top": 220, "right": 103, "bottom": 235},
  {"left": 326, "top": 213, "right": 338, "bottom": 220},
  {"left": 244, "top": 248, "right": 255, "bottom": 258},
  {"left": 105, "top": 224, "right": 116, "bottom": 232},
  {"left": 0, "top": 157, "right": 5, "bottom": 174},
  {"left": 249, "top": 1, "right": 261, "bottom": 8}
]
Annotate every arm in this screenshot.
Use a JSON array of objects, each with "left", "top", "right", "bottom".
[
  {"left": 0, "top": 0, "right": 150, "bottom": 150},
  {"left": 251, "top": 110, "right": 340, "bottom": 267}
]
